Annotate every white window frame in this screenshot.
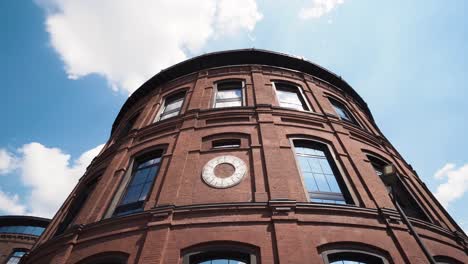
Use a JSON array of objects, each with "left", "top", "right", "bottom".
[
  {"left": 212, "top": 80, "right": 246, "bottom": 108},
  {"left": 272, "top": 81, "right": 312, "bottom": 111}
]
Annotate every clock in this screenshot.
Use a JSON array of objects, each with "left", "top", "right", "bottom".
[{"left": 202, "top": 155, "right": 247, "bottom": 188}]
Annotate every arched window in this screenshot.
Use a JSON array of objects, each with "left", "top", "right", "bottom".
[
  {"left": 6, "top": 249, "right": 27, "bottom": 264},
  {"left": 366, "top": 154, "right": 429, "bottom": 221},
  {"left": 326, "top": 251, "right": 387, "bottom": 264},
  {"left": 273, "top": 82, "right": 310, "bottom": 111},
  {"left": 328, "top": 97, "right": 358, "bottom": 125},
  {"left": 293, "top": 140, "right": 352, "bottom": 204},
  {"left": 182, "top": 243, "right": 258, "bottom": 264},
  {"left": 113, "top": 151, "right": 163, "bottom": 216}
]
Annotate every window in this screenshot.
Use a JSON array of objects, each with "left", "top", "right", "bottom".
[
  {"left": 118, "top": 113, "right": 140, "bottom": 139},
  {"left": 182, "top": 244, "right": 258, "bottom": 264},
  {"left": 294, "top": 140, "right": 351, "bottom": 204},
  {"left": 54, "top": 178, "right": 98, "bottom": 236},
  {"left": 113, "top": 152, "right": 162, "bottom": 216},
  {"left": 0, "top": 225, "right": 45, "bottom": 236},
  {"left": 325, "top": 251, "right": 386, "bottom": 264},
  {"left": 189, "top": 252, "right": 250, "bottom": 264},
  {"left": 367, "top": 155, "right": 428, "bottom": 221},
  {"left": 273, "top": 82, "right": 309, "bottom": 111},
  {"left": 214, "top": 81, "right": 243, "bottom": 108},
  {"left": 212, "top": 139, "right": 241, "bottom": 149},
  {"left": 157, "top": 92, "right": 185, "bottom": 121},
  {"left": 329, "top": 98, "right": 357, "bottom": 124},
  {"left": 6, "top": 249, "right": 27, "bottom": 264}
]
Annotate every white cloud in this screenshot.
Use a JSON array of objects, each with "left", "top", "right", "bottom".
[
  {"left": 433, "top": 163, "right": 468, "bottom": 208},
  {"left": 0, "top": 190, "right": 27, "bottom": 215},
  {"left": 0, "top": 149, "right": 17, "bottom": 175},
  {"left": 36, "top": 0, "right": 262, "bottom": 94},
  {"left": 299, "top": 0, "right": 344, "bottom": 20},
  {"left": 0, "top": 143, "right": 103, "bottom": 218}
]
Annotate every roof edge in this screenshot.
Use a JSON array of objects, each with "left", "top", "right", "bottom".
[{"left": 111, "top": 49, "right": 372, "bottom": 134}]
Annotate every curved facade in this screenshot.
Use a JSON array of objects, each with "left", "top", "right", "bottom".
[
  {"left": 25, "top": 49, "right": 467, "bottom": 264},
  {"left": 0, "top": 215, "right": 49, "bottom": 263}
]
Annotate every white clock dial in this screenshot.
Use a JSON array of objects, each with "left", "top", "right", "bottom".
[{"left": 202, "top": 155, "right": 247, "bottom": 188}]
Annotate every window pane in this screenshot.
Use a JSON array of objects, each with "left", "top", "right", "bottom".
[
  {"left": 330, "top": 99, "right": 355, "bottom": 123},
  {"left": 303, "top": 172, "right": 319, "bottom": 192},
  {"left": 138, "top": 183, "right": 152, "bottom": 201},
  {"left": 130, "top": 168, "right": 150, "bottom": 186},
  {"left": 165, "top": 98, "right": 183, "bottom": 112},
  {"left": 217, "top": 89, "right": 242, "bottom": 99},
  {"left": 160, "top": 110, "right": 179, "bottom": 120},
  {"left": 138, "top": 157, "right": 161, "bottom": 169},
  {"left": 122, "top": 185, "right": 143, "bottom": 204},
  {"left": 215, "top": 100, "right": 242, "bottom": 108}
]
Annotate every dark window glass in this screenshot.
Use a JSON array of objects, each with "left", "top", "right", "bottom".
[
  {"left": 212, "top": 139, "right": 241, "bottom": 149},
  {"left": 368, "top": 156, "right": 428, "bottom": 221},
  {"left": 274, "top": 83, "right": 309, "bottom": 111},
  {"left": 118, "top": 113, "right": 140, "bottom": 139},
  {"left": 328, "top": 251, "right": 384, "bottom": 264},
  {"left": 189, "top": 251, "right": 250, "bottom": 264},
  {"left": 0, "top": 225, "right": 45, "bottom": 236},
  {"left": 113, "top": 152, "right": 162, "bottom": 216},
  {"left": 159, "top": 92, "right": 185, "bottom": 121},
  {"left": 329, "top": 98, "right": 356, "bottom": 124},
  {"left": 215, "top": 81, "right": 243, "bottom": 108},
  {"left": 294, "top": 141, "right": 350, "bottom": 204},
  {"left": 54, "top": 179, "right": 98, "bottom": 236},
  {"left": 6, "top": 250, "right": 27, "bottom": 264}
]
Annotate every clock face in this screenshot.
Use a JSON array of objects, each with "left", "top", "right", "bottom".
[{"left": 202, "top": 155, "right": 247, "bottom": 188}]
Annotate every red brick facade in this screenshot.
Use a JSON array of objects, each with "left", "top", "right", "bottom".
[{"left": 24, "top": 50, "right": 467, "bottom": 264}]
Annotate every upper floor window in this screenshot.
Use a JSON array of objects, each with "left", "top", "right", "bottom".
[
  {"left": 294, "top": 140, "right": 351, "bottom": 205},
  {"left": 157, "top": 91, "right": 185, "bottom": 121},
  {"left": 367, "top": 155, "right": 428, "bottom": 221},
  {"left": 120, "top": 113, "right": 139, "bottom": 136},
  {"left": 329, "top": 98, "right": 357, "bottom": 124},
  {"left": 6, "top": 249, "right": 27, "bottom": 264},
  {"left": 113, "top": 151, "right": 163, "bottom": 216},
  {"left": 54, "top": 178, "right": 98, "bottom": 236},
  {"left": 273, "top": 82, "right": 309, "bottom": 111},
  {"left": 214, "top": 81, "right": 244, "bottom": 108}
]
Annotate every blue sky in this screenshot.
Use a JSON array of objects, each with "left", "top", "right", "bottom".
[{"left": 0, "top": 0, "right": 467, "bottom": 231}]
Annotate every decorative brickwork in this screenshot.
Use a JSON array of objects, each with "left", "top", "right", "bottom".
[{"left": 24, "top": 49, "right": 467, "bottom": 264}]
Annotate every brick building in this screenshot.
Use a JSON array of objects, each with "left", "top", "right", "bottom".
[
  {"left": 0, "top": 215, "right": 49, "bottom": 263},
  {"left": 24, "top": 49, "right": 467, "bottom": 263}
]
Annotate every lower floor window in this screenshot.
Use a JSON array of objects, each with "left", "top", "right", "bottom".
[
  {"left": 294, "top": 140, "right": 352, "bottom": 205},
  {"left": 183, "top": 245, "right": 257, "bottom": 264},
  {"left": 6, "top": 250, "right": 27, "bottom": 264},
  {"left": 325, "top": 251, "right": 387, "bottom": 264},
  {"left": 190, "top": 251, "right": 249, "bottom": 264}
]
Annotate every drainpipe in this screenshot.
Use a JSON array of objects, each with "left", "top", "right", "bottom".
[{"left": 383, "top": 165, "right": 437, "bottom": 264}]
